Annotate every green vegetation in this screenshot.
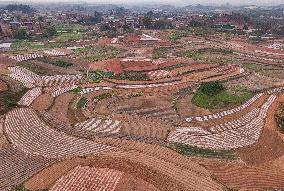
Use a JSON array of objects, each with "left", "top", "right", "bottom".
[
  {"left": 243, "top": 63, "right": 263, "bottom": 72},
  {"left": 37, "top": 57, "right": 73, "bottom": 68},
  {"left": 142, "top": 14, "right": 173, "bottom": 29},
  {"left": 14, "top": 185, "right": 29, "bottom": 191},
  {"left": 276, "top": 104, "right": 284, "bottom": 133},
  {"left": 14, "top": 185, "right": 47, "bottom": 191},
  {"left": 0, "top": 89, "right": 26, "bottom": 115},
  {"left": 12, "top": 28, "right": 28, "bottom": 40},
  {"left": 171, "top": 143, "right": 237, "bottom": 160},
  {"left": 18, "top": 62, "right": 61, "bottom": 76},
  {"left": 71, "top": 87, "right": 82, "bottom": 94},
  {"left": 128, "top": 92, "right": 144, "bottom": 98},
  {"left": 168, "top": 31, "right": 186, "bottom": 41},
  {"left": 77, "top": 97, "right": 88, "bottom": 109},
  {"left": 177, "top": 48, "right": 233, "bottom": 64},
  {"left": 55, "top": 32, "right": 83, "bottom": 42},
  {"left": 95, "top": 93, "right": 113, "bottom": 101},
  {"left": 199, "top": 81, "right": 225, "bottom": 96},
  {"left": 152, "top": 47, "right": 169, "bottom": 59},
  {"left": 160, "top": 63, "right": 187, "bottom": 71},
  {"left": 11, "top": 40, "right": 45, "bottom": 49},
  {"left": 42, "top": 26, "right": 57, "bottom": 38},
  {"left": 79, "top": 45, "right": 121, "bottom": 62},
  {"left": 75, "top": 46, "right": 93, "bottom": 53},
  {"left": 111, "top": 71, "right": 149, "bottom": 81},
  {"left": 192, "top": 82, "right": 253, "bottom": 109},
  {"left": 55, "top": 24, "right": 84, "bottom": 32},
  {"left": 81, "top": 55, "right": 103, "bottom": 62},
  {"left": 88, "top": 70, "right": 114, "bottom": 81}
]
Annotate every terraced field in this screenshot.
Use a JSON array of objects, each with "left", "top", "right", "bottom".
[{"left": 1, "top": 35, "right": 284, "bottom": 191}]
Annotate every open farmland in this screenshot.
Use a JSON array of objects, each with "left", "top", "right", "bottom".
[{"left": 0, "top": 4, "right": 284, "bottom": 191}]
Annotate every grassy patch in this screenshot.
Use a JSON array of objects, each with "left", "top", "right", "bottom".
[
  {"left": 160, "top": 63, "right": 187, "bottom": 71},
  {"left": 169, "top": 32, "right": 183, "bottom": 41},
  {"left": 171, "top": 143, "right": 237, "bottom": 160},
  {"left": 14, "top": 185, "right": 30, "bottom": 191},
  {"left": 11, "top": 40, "right": 45, "bottom": 49},
  {"left": 55, "top": 32, "right": 83, "bottom": 42},
  {"left": 88, "top": 70, "right": 114, "bottom": 81},
  {"left": 37, "top": 57, "right": 73, "bottom": 68},
  {"left": 0, "top": 89, "right": 27, "bottom": 115},
  {"left": 152, "top": 47, "right": 169, "bottom": 59},
  {"left": 77, "top": 97, "right": 88, "bottom": 109},
  {"left": 243, "top": 63, "right": 263, "bottom": 72},
  {"left": 14, "top": 185, "right": 47, "bottom": 191},
  {"left": 18, "top": 62, "right": 61, "bottom": 75},
  {"left": 81, "top": 55, "right": 104, "bottom": 62},
  {"left": 128, "top": 92, "right": 144, "bottom": 98},
  {"left": 111, "top": 71, "right": 149, "bottom": 81},
  {"left": 71, "top": 87, "right": 82, "bottom": 94},
  {"left": 192, "top": 85, "right": 253, "bottom": 109},
  {"left": 276, "top": 103, "right": 284, "bottom": 133},
  {"left": 75, "top": 46, "right": 93, "bottom": 53},
  {"left": 177, "top": 48, "right": 233, "bottom": 64},
  {"left": 79, "top": 45, "right": 121, "bottom": 62},
  {"left": 95, "top": 93, "right": 113, "bottom": 100}
]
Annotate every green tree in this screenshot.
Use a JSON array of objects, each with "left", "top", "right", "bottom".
[
  {"left": 142, "top": 16, "right": 152, "bottom": 29},
  {"left": 42, "top": 26, "right": 57, "bottom": 38},
  {"left": 13, "top": 28, "right": 28, "bottom": 40},
  {"left": 199, "top": 81, "right": 224, "bottom": 96}
]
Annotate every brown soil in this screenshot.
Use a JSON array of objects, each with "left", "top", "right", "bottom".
[
  {"left": 237, "top": 128, "right": 284, "bottom": 165},
  {"left": 202, "top": 160, "right": 284, "bottom": 190},
  {"left": 111, "top": 94, "right": 173, "bottom": 109},
  {"left": 29, "top": 60, "right": 76, "bottom": 75},
  {"left": 24, "top": 158, "right": 82, "bottom": 190},
  {"left": 115, "top": 173, "right": 159, "bottom": 191},
  {"left": 236, "top": 94, "right": 284, "bottom": 165},
  {"left": 176, "top": 94, "right": 211, "bottom": 116},
  {"left": 0, "top": 80, "right": 8, "bottom": 92},
  {"left": 25, "top": 150, "right": 221, "bottom": 191},
  {"left": 32, "top": 93, "right": 54, "bottom": 111},
  {"left": 0, "top": 118, "right": 9, "bottom": 149},
  {"left": 90, "top": 59, "right": 123, "bottom": 74},
  {"left": 49, "top": 93, "right": 75, "bottom": 124}
]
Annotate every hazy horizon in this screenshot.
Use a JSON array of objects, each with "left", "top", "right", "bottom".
[{"left": 0, "top": 0, "right": 283, "bottom": 6}]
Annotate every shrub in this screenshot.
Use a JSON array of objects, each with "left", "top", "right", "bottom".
[
  {"left": 37, "top": 57, "right": 73, "bottom": 68},
  {"left": 128, "top": 92, "right": 144, "bottom": 98},
  {"left": 72, "top": 87, "right": 82, "bottom": 94},
  {"left": 171, "top": 143, "right": 237, "bottom": 160},
  {"left": 199, "top": 81, "right": 224, "bottom": 96},
  {"left": 88, "top": 70, "right": 114, "bottom": 81},
  {"left": 77, "top": 97, "right": 88, "bottom": 109},
  {"left": 276, "top": 104, "right": 284, "bottom": 133},
  {"left": 192, "top": 85, "right": 252, "bottom": 109},
  {"left": 111, "top": 71, "right": 149, "bottom": 81},
  {"left": 95, "top": 93, "right": 113, "bottom": 100}
]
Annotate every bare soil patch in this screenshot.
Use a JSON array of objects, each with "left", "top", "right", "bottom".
[
  {"left": 49, "top": 93, "right": 75, "bottom": 124},
  {"left": 175, "top": 94, "right": 211, "bottom": 116},
  {"left": 0, "top": 80, "right": 8, "bottom": 91},
  {"left": 203, "top": 160, "right": 284, "bottom": 190},
  {"left": 115, "top": 173, "right": 159, "bottom": 191},
  {"left": 32, "top": 93, "right": 54, "bottom": 111},
  {"left": 236, "top": 94, "right": 284, "bottom": 165}
]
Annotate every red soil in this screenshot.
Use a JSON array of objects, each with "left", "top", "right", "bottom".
[
  {"left": 203, "top": 161, "right": 284, "bottom": 190},
  {"left": 0, "top": 80, "right": 8, "bottom": 92},
  {"left": 115, "top": 173, "right": 159, "bottom": 191},
  {"left": 237, "top": 94, "right": 284, "bottom": 165}
]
